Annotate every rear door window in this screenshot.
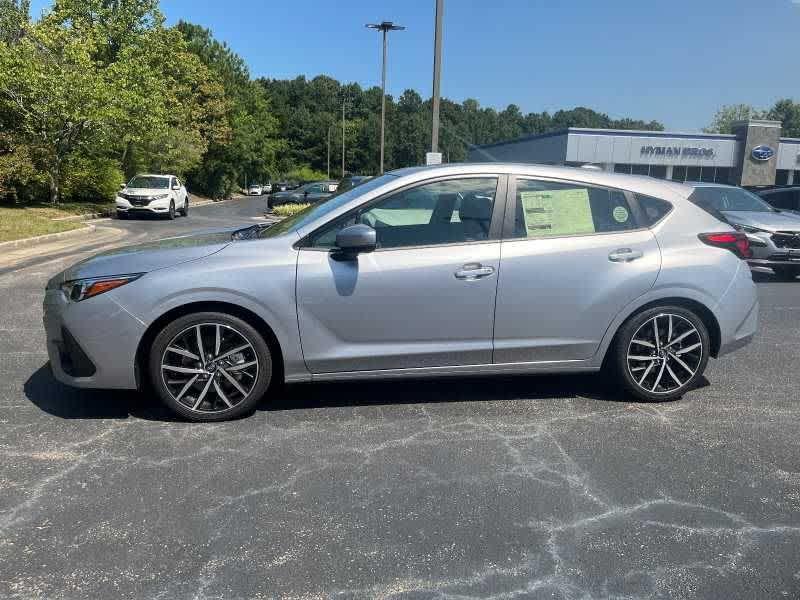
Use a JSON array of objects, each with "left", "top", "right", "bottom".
[{"left": 510, "top": 179, "right": 638, "bottom": 239}]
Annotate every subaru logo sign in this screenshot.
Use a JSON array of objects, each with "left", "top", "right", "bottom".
[{"left": 751, "top": 145, "right": 775, "bottom": 161}]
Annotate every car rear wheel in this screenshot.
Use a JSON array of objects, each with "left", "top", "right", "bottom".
[
  {"left": 610, "top": 306, "right": 710, "bottom": 402},
  {"left": 149, "top": 312, "right": 272, "bottom": 421},
  {"left": 772, "top": 266, "right": 800, "bottom": 281}
]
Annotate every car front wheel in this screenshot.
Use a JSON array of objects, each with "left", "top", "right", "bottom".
[
  {"left": 180, "top": 197, "right": 189, "bottom": 217},
  {"left": 149, "top": 312, "right": 273, "bottom": 421},
  {"left": 610, "top": 306, "right": 710, "bottom": 402}
]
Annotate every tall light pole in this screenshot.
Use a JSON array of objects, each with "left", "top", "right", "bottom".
[
  {"left": 430, "top": 0, "right": 444, "bottom": 158},
  {"left": 366, "top": 21, "right": 405, "bottom": 174},
  {"left": 342, "top": 96, "right": 346, "bottom": 178}
]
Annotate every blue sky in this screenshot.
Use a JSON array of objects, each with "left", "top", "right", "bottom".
[{"left": 29, "top": 0, "right": 800, "bottom": 131}]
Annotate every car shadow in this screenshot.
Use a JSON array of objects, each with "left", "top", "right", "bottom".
[
  {"left": 25, "top": 362, "right": 700, "bottom": 422},
  {"left": 24, "top": 364, "right": 175, "bottom": 421}
]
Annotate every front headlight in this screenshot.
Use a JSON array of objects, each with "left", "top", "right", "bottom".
[
  {"left": 732, "top": 224, "right": 766, "bottom": 234},
  {"left": 153, "top": 193, "right": 170, "bottom": 200},
  {"left": 61, "top": 274, "right": 142, "bottom": 302}
]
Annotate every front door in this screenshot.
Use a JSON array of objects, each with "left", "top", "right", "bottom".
[
  {"left": 296, "top": 176, "right": 505, "bottom": 374},
  {"left": 493, "top": 176, "right": 661, "bottom": 364}
]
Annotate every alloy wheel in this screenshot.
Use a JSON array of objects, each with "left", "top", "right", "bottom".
[
  {"left": 626, "top": 313, "right": 703, "bottom": 395},
  {"left": 160, "top": 323, "right": 260, "bottom": 414}
]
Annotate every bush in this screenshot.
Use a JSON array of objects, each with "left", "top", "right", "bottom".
[
  {"left": 272, "top": 203, "right": 311, "bottom": 217},
  {"left": 62, "top": 157, "right": 125, "bottom": 203},
  {"left": 284, "top": 165, "right": 328, "bottom": 184}
]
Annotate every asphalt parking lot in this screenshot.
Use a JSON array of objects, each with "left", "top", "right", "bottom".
[{"left": 1, "top": 197, "right": 799, "bottom": 599}]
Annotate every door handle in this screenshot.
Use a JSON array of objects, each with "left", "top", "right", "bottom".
[
  {"left": 455, "top": 263, "right": 495, "bottom": 280},
  {"left": 608, "top": 248, "right": 644, "bottom": 263}
]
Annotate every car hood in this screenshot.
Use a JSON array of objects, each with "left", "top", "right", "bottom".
[
  {"left": 56, "top": 230, "right": 233, "bottom": 283},
  {"left": 722, "top": 210, "right": 800, "bottom": 232},
  {"left": 122, "top": 187, "right": 170, "bottom": 196}
]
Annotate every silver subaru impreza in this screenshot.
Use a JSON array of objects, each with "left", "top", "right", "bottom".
[{"left": 44, "top": 164, "right": 759, "bottom": 421}]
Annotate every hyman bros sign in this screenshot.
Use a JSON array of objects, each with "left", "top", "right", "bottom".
[{"left": 640, "top": 146, "right": 716, "bottom": 159}]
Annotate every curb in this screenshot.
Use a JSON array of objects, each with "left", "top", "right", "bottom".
[{"left": 0, "top": 223, "right": 96, "bottom": 251}]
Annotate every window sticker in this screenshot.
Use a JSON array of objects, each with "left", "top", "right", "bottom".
[
  {"left": 613, "top": 205, "right": 630, "bottom": 223},
  {"left": 520, "top": 188, "right": 595, "bottom": 237}
]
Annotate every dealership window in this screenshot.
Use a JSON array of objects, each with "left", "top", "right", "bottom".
[
  {"left": 776, "top": 170, "right": 790, "bottom": 185},
  {"left": 614, "top": 164, "right": 633, "bottom": 174},
  {"left": 631, "top": 164, "right": 650, "bottom": 176},
  {"left": 686, "top": 167, "right": 701, "bottom": 182},
  {"left": 699, "top": 166, "right": 716, "bottom": 183},
  {"left": 672, "top": 166, "right": 687, "bottom": 182},
  {"left": 714, "top": 168, "right": 731, "bottom": 184},
  {"left": 648, "top": 165, "right": 667, "bottom": 179},
  {"left": 512, "top": 179, "right": 637, "bottom": 239}
]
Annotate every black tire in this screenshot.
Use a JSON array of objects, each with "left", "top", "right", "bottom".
[
  {"left": 772, "top": 266, "right": 800, "bottom": 281},
  {"left": 167, "top": 200, "right": 176, "bottom": 220},
  {"left": 148, "top": 312, "right": 273, "bottom": 422},
  {"left": 117, "top": 211, "right": 127, "bottom": 220},
  {"left": 608, "top": 305, "right": 710, "bottom": 402},
  {"left": 180, "top": 197, "right": 189, "bottom": 217}
]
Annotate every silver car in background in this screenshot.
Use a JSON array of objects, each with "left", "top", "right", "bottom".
[
  {"left": 44, "top": 164, "right": 758, "bottom": 421},
  {"left": 689, "top": 182, "right": 800, "bottom": 280}
]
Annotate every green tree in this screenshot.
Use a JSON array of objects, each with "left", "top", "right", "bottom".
[
  {"left": 704, "top": 104, "right": 763, "bottom": 134},
  {"left": 766, "top": 99, "right": 800, "bottom": 138},
  {"left": 177, "top": 21, "right": 279, "bottom": 198}
]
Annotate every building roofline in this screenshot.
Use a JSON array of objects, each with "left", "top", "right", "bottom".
[{"left": 472, "top": 127, "right": 741, "bottom": 150}]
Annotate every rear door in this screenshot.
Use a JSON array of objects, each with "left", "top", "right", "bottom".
[{"left": 493, "top": 176, "right": 661, "bottom": 364}]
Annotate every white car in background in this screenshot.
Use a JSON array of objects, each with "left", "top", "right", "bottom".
[
  {"left": 248, "top": 184, "right": 263, "bottom": 196},
  {"left": 116, "top": 174, "right": 189, "bottom": 220}
]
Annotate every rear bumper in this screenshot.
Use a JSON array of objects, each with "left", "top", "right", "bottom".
[
  {"left": 43, "top": 289, "right": 145, "bottom": 389},
  {"left": 716, "top": 262, "right": 759, "bottom": 357}
]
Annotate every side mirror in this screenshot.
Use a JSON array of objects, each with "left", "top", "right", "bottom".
[
  {"left": 119, "top": 183, "right": 126, "bottom": 190},
  {"left": 172, "top": 184, "right": 181, "bottom": 190},
  {"left": 304, "top": 190, "right": 310, "bottom": 198},
  {"left": 332, "top": 224, "right": 376, "bottom": 260}
]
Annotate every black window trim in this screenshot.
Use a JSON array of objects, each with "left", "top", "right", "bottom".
[
  {"left": 502, "top": 175, "right": 651, "bottom": 242},
  {"left": 296, "top": 174, "right": 510, "bottom": 252}
]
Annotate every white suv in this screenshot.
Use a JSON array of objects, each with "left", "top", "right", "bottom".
[{"left": 116, "top": 174, "right": 189, "bottom": 220}]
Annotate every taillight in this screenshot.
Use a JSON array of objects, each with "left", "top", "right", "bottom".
[{"left": 698, "top": 232, "right": 752, "bottom": 259}]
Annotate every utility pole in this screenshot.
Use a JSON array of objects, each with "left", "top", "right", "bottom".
[
  {"left": 367, "top": 21, "right": 405, "bottom": 174},
  {"left": 341, "top": 97, "right": 346, "bottom": 178},
  {"left": 327, "top": 125, "right": 331, "bottom": 179},
  {"left": 430, "top": 0, "right": 444, "bottom": 157}
]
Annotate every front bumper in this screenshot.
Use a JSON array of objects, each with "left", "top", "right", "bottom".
[
  {"left": 745, "top": 231, "right": 800, "bottom": 269},
  {"left": 43, "top": 287, "right": 145, "bottom": 389},
  {"left": 116, "top": 196, "right": 171, "bottom": 214}
]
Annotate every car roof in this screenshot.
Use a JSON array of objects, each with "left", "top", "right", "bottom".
[
  {"left": 685, "top": 181, "right": 743, "bottom": 189},
  {"left": 387, "top": 163, "right": 694, "bottom": 200}
]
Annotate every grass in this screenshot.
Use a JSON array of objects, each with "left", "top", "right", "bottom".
[
  {"left": 272, "top": 203, "right": 311, "bottom": 217},
  {"left": 29, "top": 201, "right": 114, "bottom": 218},
  {"left": 0, "top": 206, "right": 84, "bottom": 243}
]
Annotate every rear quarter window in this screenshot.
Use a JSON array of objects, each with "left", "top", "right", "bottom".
[{"left": 636, "top": 194, "right": 673, "bottom": 226}]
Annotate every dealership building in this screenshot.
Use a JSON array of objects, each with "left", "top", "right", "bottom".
[{"left": 468, "top": 120, "right": 800, "bottom": 187}]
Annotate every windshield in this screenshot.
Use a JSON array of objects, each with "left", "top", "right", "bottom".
[
  {"left": 260, "top": 174, "right": 396, "bottom": 238},
  {"left": 691, "top": 186, "right": 776, "bottom": 213},
  {"left": 128, "top": 176, "right": 169, "bottom": 189}
]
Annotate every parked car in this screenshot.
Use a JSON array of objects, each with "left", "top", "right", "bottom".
[
  {"left": 689, "top": 182, "right": 800, "bottom": 280},
  {"left": 273, "top": 181, "right": 290, "bottom": 193},
  {"left": 269, "top": 180, "right": 338, "bottom": 207},
  {"left": 262, "top": 182, "right": 272, "bottom": 194},
  {"left": 116, "top": 174, "right": 188, "bottom": 220},
  {"left": 337, "top": 175, "right": 373, "bottom": 194},
  {"left": 45, "top": 164, "right": 758, "bottom": 421},
  {"left": 247, "top": 184, "right": 263, "bottom": 196},
  {"left": 748, "top": 185, "right": 800, "bottom": 215}
]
